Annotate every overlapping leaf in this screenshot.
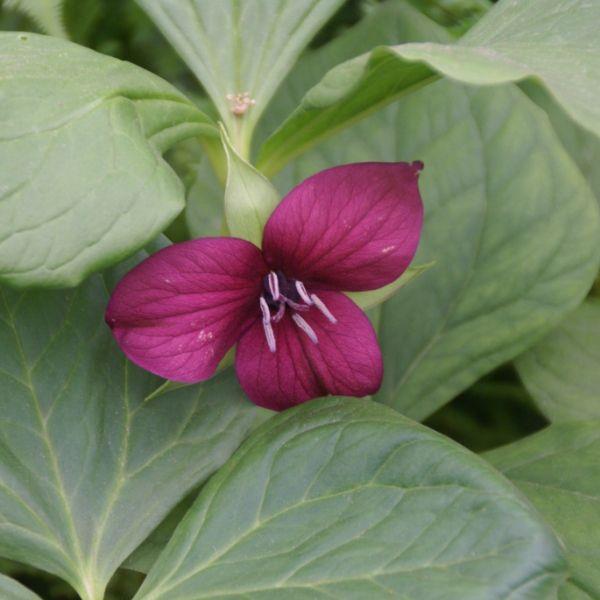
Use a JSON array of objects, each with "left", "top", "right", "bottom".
[
  {"left": 259, "top": 0, "right": 600, "bottom": 175},
  {"left": 523, "top": 82, "right": 600, "bottom": 202},
  {"left": 134, "top": 398, "right": 566, "bottom": 599},
  {"left": 0, "top": 262, "right": 262, "bottom": 599},
  {"left": 515, "top": 300, "right": 600, "bottom": 422},
  {"left": 268, "top": 2, "right": 600, "bottom": 420},
  {"left": 137, "top": 0, "right": 344, "bottom": 155},
  {"left": 486, "top": 422, "right": 600, "bottom": 599},
  {"left": 0, "top": 33, "right": 215, "bottom": 288}
]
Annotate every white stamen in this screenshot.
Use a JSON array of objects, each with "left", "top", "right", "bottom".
[
  {"left": 284, "top": 297, "right": 309, "bottom": 312},
  {"left": 295, "top": 280, "right": 313, "bottom": 305},
  {"left": 268, "top": 271, "right": 280, "bottom": 301},
  {"left": 273, "top": 302, "right": 286, "bottom": 323},
  {"left": 292, "top": 313, "right": 318, "bottom": 344},
  {"left": 311, "top": 294, "right": 337, "bottom": 323},
  {"left": 262, "top": 319, "right": 276, "bottom": 353},
  {"left": 259, "top": 296, "right": 271, "bottom": 323},
  {"left": 260, "top": 296, "right": 276, "bottom": 351}
]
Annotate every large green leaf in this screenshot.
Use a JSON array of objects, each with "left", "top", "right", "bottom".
[
  {"left": 135, "top": 398, "right": 565, "bottom": 599},
  {"left": 257, "top": 0, "right": 451, "bottom": 175},
  {"left": 514, "top": 300, "right": 600, "bottom": 422},
  {"left": 373, "top": 82, "right": 599, "bottom": 420},
  {"left": 485, "top": 422, "right": 600, "bottom": 599},
  {"left": 268, "top": 9, "right": 600, "bottom": 421},
  {"left": 0, "top": 33, "right": 215, "bottom": 289},
  {"left": 257, "top": 0, "right": 451, "bottom": 149},
  {"left": 0, "top": 266, "right": 262, "bottom": 599},
  {"left": 137, "top": 0, "right": 344, "bottom": 156},
  {"left": 0, "top": 574, "right": 42, "bottom": 600},
  {"left": 259, "top": 0, "right": 600, "bottom": 175}
]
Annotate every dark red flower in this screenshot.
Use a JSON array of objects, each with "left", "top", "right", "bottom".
[{"left": 106, "top": 162, "right": 424, "bottom": 410}]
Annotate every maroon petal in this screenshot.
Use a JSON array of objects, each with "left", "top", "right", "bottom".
[
  {"left": 262, "top": 162, "right": 424, "bottom": 291},
  {"left": 235, "top": 291, "right": 382, "bottom": 410},
  {"left": 106, "top": 238, "right": 267, "bottom": 382}
]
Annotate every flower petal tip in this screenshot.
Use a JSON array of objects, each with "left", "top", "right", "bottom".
[{"left": 411, "top": 160, "right": 424, "bottom": 174}]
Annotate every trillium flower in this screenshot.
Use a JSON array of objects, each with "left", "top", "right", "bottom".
[{"left": 106, "top": 162, "right": 424, "bottom": 410}]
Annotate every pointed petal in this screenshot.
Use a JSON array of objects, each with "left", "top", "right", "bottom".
[
  {"left": 106, "top": 238, "right": 267, "bottom": 382},
  {"left": 262, "top": 162, "right": 424, "bottom": 291},
  {"left": 235, "top": 292, "right": 382, "bottom": 410}
]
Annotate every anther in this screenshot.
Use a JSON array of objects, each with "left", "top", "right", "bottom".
[
  {"left": 259, "top": 297, "right": 271, "bottom": 323},
  {"left": 295, "top": 281, "right": 313, "bottom": 306},
  {"left": 273, "top": 302, "right": 286, "bottom": 323},
  {"left": 311, "top": 294, "right": 337, "bottom": 324},
  {"left": 292, "top": 313, "right": 318, "bottom": 344},
  {"left": 263, "top": 320, "right": 276, "bottom": 353},
  {"left": 284, "top": 298, "right": 309, "bottom": 312},
  {"left": 259, "top": 297, "right": 276, "bottom": 352},
  {"left": 268, "top": 271, "right": 280, "bottom": 301}
]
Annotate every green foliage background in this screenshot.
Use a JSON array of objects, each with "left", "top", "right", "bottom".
[{"left": 0, "top": 0, "right": 597, "bottom": 598}]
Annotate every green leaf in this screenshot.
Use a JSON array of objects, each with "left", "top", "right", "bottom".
[
  {"left": 522, "top": 81, "right": 600, "bottom": 203},
  {"left": 165, "top": 140, "right": 225, "bottom": 239},
  {"left": 375, "top": 82, "right": 599, "bottom": 421},
  {"left": 0, "top": 573, "right": 43, "bottom": 600},
  {"left": 221, "top": 126, "right": 280, "bottom": 246},
  {"left": 0, "top": 267, "right": 262, "bottom": 599},
  {"left": 514, "top": 300, "right": 600, "bottom": 422},
  {"left": 373, "top": 81, "right": 599, "bottom": 419},
  {"left": 485, "top": 422, "right": 600, "bottom": 599},
  {"left": 136, "top": 0, "right": 345, "bottom": 156},
  {"left": 184, "top": 157, "right": 224, "bottom": 239},
  {"left": 4, "top": 0, "right": 67, "bottom": 38},
  {"left": 258, "top": 1, "right": 451, "bottom": 176},
  {"left": 0, "top": 33, "right": 215, "bottom": 289},
  {"left": 258, "top": 0, "right": 600, "bottom": 175},
  {"left": 347, "top": 262, "right": 434, "bottom": 311},
  {"left": 257, "top": 0, "right": 451, "bottom": 149},
  {"left": 124, "top": 492, "right": 197, "bottom": 575},
  {"left": 560, "top": 581, "right": 595, "bottom": 600},
  {"left": 135, "top": 398, "right": 565, "bottom": 599},
  {"left": 265, "top": 4, "right": 600, "bottom": 421}
]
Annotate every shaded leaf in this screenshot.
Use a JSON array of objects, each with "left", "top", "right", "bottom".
[
  {"left": 0, "top": 573, "right": 43, "bottom": 600},
  {"left": 4, "top": 0, "right": 67, "bottom": 38},
  {"left": 0, "top": 33, "right": 215, "bottom": 288},
  {"left": 515, "top": 300, "right": 600, "bottom": 422},
  {"left": 485, "top": 422, "right": 600, "bottom": 600},
  {"left": 124, "top": 492, "right": 197, "bottom": 575},
  {"left": 135, "top": 397, "right": 565, "bottom": 599}
]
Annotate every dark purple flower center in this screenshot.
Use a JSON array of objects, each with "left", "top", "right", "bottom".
[
  {"left": 259, "top": 270, "right": 337, "bottom": 353},
  {"left": 261, "top": 271, "right": 301, "bottom": 308}
]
